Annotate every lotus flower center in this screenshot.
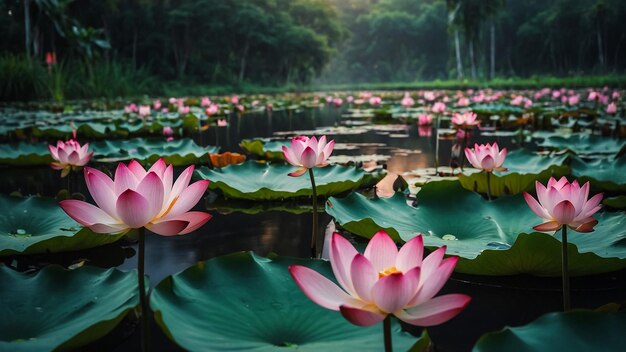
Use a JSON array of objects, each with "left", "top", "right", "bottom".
[{"left": 378, "top": 266, "right": 401, "bottom": 278}]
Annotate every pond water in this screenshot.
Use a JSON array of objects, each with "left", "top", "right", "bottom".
[{"left": 2, "top": 106, "right": 624, "bottom": 351}]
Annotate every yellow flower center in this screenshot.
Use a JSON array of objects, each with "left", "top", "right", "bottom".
[{"left": 378, "top": 266, "right": 401, "bottom": 278}]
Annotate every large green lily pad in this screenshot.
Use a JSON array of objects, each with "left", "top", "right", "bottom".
[
  {"left": 0, "top": 142, "right": 52, "bottom": 166},
  {"left": 326, "top": 180, "right": 626, "bottom": 276},
  {"left": 151, "top": 251, "right": 428, "bottom": 351},
  {"left": 240, "top": 139, "right": 289, "bottom": 160},
  {"left": 570, "top": 155, "right": 626, "bottom": 192},
  {"left": 473, "top": 310, "right": 626, "bottom": 352},
  {"left": 92, "top": 138, "right": 218, "bottom": 166},
  {"left": 534, "top": 132, "right": 625, "bottom": 156},
  {"left": 458, "top": 149, "right": 569, "bottom": 196},
  {"left": 0, "top": 195, "right": 125, "bottom": 256},
  {"left": 195, "top": 161, "right": 382, "bottom": 200},
  {"left": 0, "top": 265, "right": 140, "bottom": 351}
]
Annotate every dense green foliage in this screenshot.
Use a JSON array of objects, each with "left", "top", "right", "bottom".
[{"left": 1, "top": 0, "right": 626, "bottom": 100}]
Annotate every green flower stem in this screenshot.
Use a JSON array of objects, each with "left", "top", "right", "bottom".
[
  {"left": 434, "top": 115, "right": 440, "bottom": 174},
  {"left": 309, "top": 168, "right": 318, "bottom": 258},
  {"left": 561, "top": 226, "right": 570, "bottom": 311},
  {"left": 138, "top": 227, "right": 150, "bottom": 351},
  {"left": 383, "top": 315, "right": 392, "bottom": 352},
  {"left": 460, "top": 127, "right": 468, "bottom": 171},
  {"left": 486, "top": 171, "right": 492, "bottom": 201},
  {"left": 67, "top": 171, "right": 71, "bottom": 196}
]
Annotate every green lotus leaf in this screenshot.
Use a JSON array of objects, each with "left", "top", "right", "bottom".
[
  {"left": 326, "top": 180, "right": 626, "bottom": 276},
  {"left": 0, "top": 195, "right": 125, "bottom": 256},
  {"left": 458, "top": 149, "right": 569, "bottom": 196},
  {"left": 0, "top": 265, "right": 140, "bottom": 351},
  {"left": 240, "top": 139, "right": 288, "bottom": 160},
  {"left": 92, "top": 138, "right": 218, "bottom": 166},
  {"left": 0, "top": 142, "right": 51, "bottom": 166},
  {"left": 473, "top": 310, "right": 626, "bottom": 352},
  {"left": 604, "top": 195, "right": 626, "bottom": 210},
  {"left": 151, "top": 251, "right": 429, "bottom": 352},
  {"left": 207, "top": 198, "right": 317, "bottom": 215},
  {"left": 570, "top": 155, "right": 626, "bottom": 192},
  {"left": 195, "top": 161, "right": 382, "bottom": 200},
  {"left": 534, "top": 132, "right": 625, "bottom": 156}
]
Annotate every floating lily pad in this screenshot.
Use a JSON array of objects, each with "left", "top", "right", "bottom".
[
  {"left": 0, "top": 142, "right": 52, "bottom": 166},
  {"left": 603, "top": 195, "right": 626, "bottom": 210},
  {"left": 0, "top": 265, "right": 140, "bottom": 351},
  {"left": 326, "top": 180, "right": 626, "bottom": 276},
  {"left": 93, "top": 138, "right": 218, "bottom": 166},
  {"left": 458, "top": 149, "right": 569, "bottom": 196},
  {"left": 239, "top": 139, "right": 289, "bottom": 160},
  {"left": 534, "top": 132, "right": 625, "bottom": 156},
  {"left": 0, "top": 195, "right": 125, "bottom": 256},
  {"left": 151, "top": 251, "right": 428, "bottom": 351},
  {"left": 195, "top": 161, "right": 382, "bottom": 200},
  {"left": 473, "top": 310, "right": 626, "bottom": 352},
  {"left": 570, "top": 155, "right": 626, "bottom": 192}
]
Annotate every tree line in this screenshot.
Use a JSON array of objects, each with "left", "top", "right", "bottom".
[{"left": 1, "top": 0, "right": 625, "bottom": 90}]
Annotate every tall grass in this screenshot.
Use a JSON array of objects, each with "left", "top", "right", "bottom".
[{"left": 0, "top": 54, "right": 48, "bottom": 102}]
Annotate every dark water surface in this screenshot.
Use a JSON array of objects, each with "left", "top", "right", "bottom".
[{"left": 3, "top": 107, "right": 624, "bottom": 351}]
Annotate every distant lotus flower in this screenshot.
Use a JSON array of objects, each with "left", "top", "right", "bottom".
[
  {"left": 201, "top": 97, "right": 211, "bottom": 107},
  {"left": 354, "top": 99, "right": 365, "bottom": 105},
  {"left": 599, "top": 95, "right": 609, "bottom": 104},
  {"left": 178, "top": 105, "right": 190, "bottom": 114},
  {"left": 282, "top": 136, "right": 334, "bottom": 177},
  {"left": 231, "top": 95, "right": 239, "bottom": 105},
  {"left": 612, "top": 91, "right": 620, "bottom": 100},
  {"left": 166, "top": 137, "right": 174, "bottom": 142},
  {"left": 333, "top": 98, "right": 343, "bottom": 107},
  {"left": 523, "top": 177, "right": 603, "bottom": 311},
  {"left": 217, "top": 119, "right": 228, "bottom": 127},
  {"left": 524, "top": 99, "right": 533, "bottom": 109},
  {"left": 510, "top": 96, "right": 524, "bottom": 106},
  {"left": 401, "top": 93, "right": 414, "bottom": 108},
  {"left": 347, "top": 96, "right": 354, "bottom": 103},
  {"left": 524, "top": 177, "right": 602, "bottom": 233},
  {"left": 418, "top": 126, "right": 432, "bottom": 137},
  {"left": 418, "top": 114, "right": 433, "bottom": 126},
  {"left": 206, "top": 104, "right": 219, "bottom": 116},
  {"left": 139, "top": 105, "right": 151, "bottom": 117},
  {"left": 325, "top": 96, "right": 333, "bottom": 103},
  {"left": 153, "top": 100, "right": 162, "bottom": 110},
  {"left": 568, "top": 95, "right": 580, "bottom": 106},
  {"left": 606, "top": 102, "right": 617, "bottom": 114},
  {"left": 361, "top": 91, "right": 372, "bottom": 99},
  {"left": 49, "top": 139, "right": 93, "bottom": 177},
  {"left": 472, "top": 94, "right": 485, "bottom": 103},
  {"left": 552, "top": 90, "right": 561, "bottom": 99},
  {"left": 169, "top": 97, "right": 177, "bottom": 104},
  {"left": 162, "top": 108, "right": 169, "bottom": 113},
  {"left": 369, "top": 96, "right": 382, "bottom": 106},
  {"left": 431, "top": 102, "right": 446, "bottom": 113},
  {"left": 60, "top": 159, "right": 212, "bottom": 236},
  {"left": 451, "top": 111, "right": 479, "bottom": 128},
  {"left": 125, "top": 103, "right": 138, "bottom": 114},
  {"left": 464, "top": 143, "right": 507, "bottom": 173},
  {"left": 587, "top": 91, "right": 598, "bottom": 101},
  {"left": 456, "top": 97, "right": 470, "bottom": 107},
  {"left": 45, "top": 52, "right": 57, "bottom": 68},
  {"left": 162, "top": 126, "right": 174, "bottom": 137},
  {"left": 423, "top": 91, "right": 436, "bottom": 101},
  {"left": 237, "top": 104, "right": 245, "bottom": 112},
  {"left": 289, "top": 231, "right": 471, "bottom": 328}
]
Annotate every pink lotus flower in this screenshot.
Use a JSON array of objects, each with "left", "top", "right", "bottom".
[
  {"left": 524, "top": 177, "right": 603, "bottom": 233},
  {"left": 464, "top": 143, "right": 507, "bottom": 172},
  {"left": 423, "top": 91, "right": 436, "bottom": 101},
  {"left": 325, "top": 96, "right": 333, "bottom": 103},
  {"left": 231, "top": 95, "right": 239, "bottom": 105},
  {"left": 60, "top": 159, "right": 212, "bottom": 236},
  {"left": 178, "top": 105, "right": 190, "bottom": 114},
  {"left": 401, "top": 93, "right": 414, "bottom": 108},
  {"left": 163, "top": 126, "right": 174, "bottom": 137},
  {"left": 153, "top": 100, "right": 162, "bottom": 110},
  {"left": 568, "top": 95, "right": 580, "bottom": 106},
  {"left": 201, "top": 97, "right": 211, "bottom": 107},
  {"left": 510, "top": 96, "right": 524, "bottom": 106},
  {"left": 217, "top": 119, "right": 228, "bottom": 127},
  {"left": 168, "top": 97, "right": 177, "bottom": 104},
  {"left": 417, "top": 114, "right": 433, "bottom": 126},
  {"left": 347, "top": 96, "right": 354, "bottom": 103},
  {"left": 282, "top": 136, "right": 334, "bottom": 177},
  {"left": 237, "top": 104, "right": 245, "bottom": 112},
  {"left": 587, "top": 91, "right": 598, "bottom": 101},
  {"left": 49, "top": 139, "right": 94, "bottom": 177},
  {"left": 206, "top": 104, "right": 219, "bottom": 116},
  {"left": 125, "top": 103, "right": 138, "bottom": 114},
  {"left": 456, "top": 97, "right": 470, "bottom": 107},
  {"left": 606, "top": 102, "right": 617, "bottom": 114},
  {"left": 431, "top": 102, "right": 446, "bottom": 113},
  {"left": 369, "top": 96, "right": 382, "bottom": 106},
  {"left": 612, "top": 91, "right": 620, "bottom": 100},
  {"left": 333, "top": 98, "right": 343, "bottom": 107},
  {"left": 451, "top": 111, "right": 479, "bottom": 128},
  {"left": 524, "top": 98, "right": 533, "bottom": 109},
  {"left": 418, "top": 126, "right": 432, "bottom": 137},
  {"left": 360, "top": 91, "right": 372, "bottom": 99},
  {"left": 139, "top": 105, "right": 151, "bottom": 117},
  {"left": 289, "top": 231, "right": 471, "bottom": 327}
]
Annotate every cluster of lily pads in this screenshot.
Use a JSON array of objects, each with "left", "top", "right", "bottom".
[{"left": 1, "top": 88, "right": 625, "bottom": 351}]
